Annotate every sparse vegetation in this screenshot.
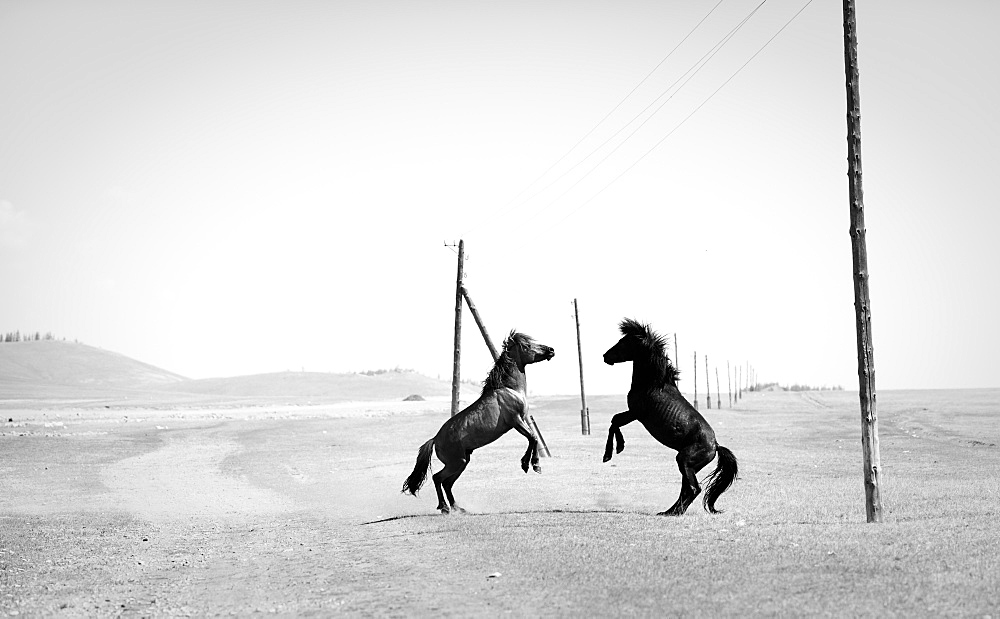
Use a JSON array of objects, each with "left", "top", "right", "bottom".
[
  {"left": 747, "top": 381, "right": 845, "bottom": 392},
  {"left": 357, "top": 367, "right": 415, "bottom": 376},
  {"left": 2, "top": 390, "right": 999, "bottom": 616},
  {"left": 784, "top": 383, "right": 845, "bottom": 392},
  {"left": 2, "top": 331, "right": 60, "bottom": 343}
]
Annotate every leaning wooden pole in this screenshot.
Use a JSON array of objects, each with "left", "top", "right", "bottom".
[
  {"left": 450, "top": 240, "right": 465, "bottom": 417},
  {"left": 843, "top": 0, "right": 883, "bottom": 523},
  {"left": 573, "top": 298, "right": 590, "bottom": 435},
  {"left": 461, "top": 281, "right": 550, "bottom": 457},
  {"left": 461, "top": 285, "right": 498, "bottom": 360}
]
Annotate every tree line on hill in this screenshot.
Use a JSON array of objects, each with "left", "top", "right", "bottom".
[{"left": 2, "top": 331, "right": 65, "bottom": 343}]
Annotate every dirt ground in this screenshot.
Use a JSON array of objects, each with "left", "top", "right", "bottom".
[{"left": 2, "top": 391, "right": 1000, "bottom": 617}]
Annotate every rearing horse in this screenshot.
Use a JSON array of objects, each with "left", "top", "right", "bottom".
[
  {"left": 402, "top": 331, "right": 554, "bottom": 514},
  {"left": 603, "top": 319, "right": 738, "bottom": 515}
]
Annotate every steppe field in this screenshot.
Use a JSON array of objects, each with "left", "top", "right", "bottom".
[{"left": 2, "top": 385, "right": 999, "bottom": 617}]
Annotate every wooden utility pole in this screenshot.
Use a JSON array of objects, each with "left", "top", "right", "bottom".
[
  {"left": 673, "top": 334, "right": 679, "bottom": 368},
  {"left": 461, "top": 285, "right": 498, "bottom": 360},
  {"left": 705, "top": 354, "right": 711, "bottom": 409},
  {"left": 727, "top": 360, "right": 732, "bottom": 408},
  {"left": 456, "top": 271, "right": 550, "bottom": 457},
  {"left": 843, "top": 0, "right": 883, "bottom": 523},
  {"left": 450, "top": 240, "right": 465, "bottom": 417},
  {"left": 715, "top": 367, "right": 721, "bottom": 409},
  {"left": 693, "top": 351, "right": 698, "bottom": 409},
  {"left": 573, "top": 299, "right": 590, "bottom": 435}
]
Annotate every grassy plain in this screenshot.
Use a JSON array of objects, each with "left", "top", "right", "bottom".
[{"left": 1, "top": 388, "right": 999, "bottom": 617}]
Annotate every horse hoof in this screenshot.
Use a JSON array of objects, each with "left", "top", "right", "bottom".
[
  {"left": 616, "top": 444, "right": 624, "bottom": 454},
  {"left": 602, "top": 453, "right": 612, "bottom": 463},
  {"left": 656, "top": 509, "right": 683, "bottom": 517},
  {"left": 438, "top": 505, "right": 450, "bottom": 514},
  {"left": 451, "top": 506, "right": 467, "bottom": 515},
  {"left": 521, "top": 462, "right": 529, "bottom": 473},
  {"left": 532, "top": 464, "right": 542, "bottom": 474}
]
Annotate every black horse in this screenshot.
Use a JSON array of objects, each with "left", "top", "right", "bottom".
[
  {"left": 603, "top": 319, "right": 738, "bottom": 515},
  {"left": 402, "top": 331, "right": 554, "bottom": 514}
]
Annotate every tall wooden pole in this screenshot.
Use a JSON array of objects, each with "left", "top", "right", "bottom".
[
  {"left": 461, "top": 285, "right": 498, "bottom": 360},
  {"left": 693, "top": 351, "right": 698, "bottom": 410},
  {"left": 673, "top": 334, "right": 679, "bottom": 369},
  {"left": 727, "top": 360, "right": 732, "bottom": 408},
  {"left": 450, "top": 240, "right": 465, "bottom": 417},
  {"left": 460, "top": 279, "right": 550, "bottom": 457},
  {"left": 573, "top": 299, "right": 590, "bottom": 435},
  {"left": 705, "top": 354, "right": 711, "bottom": 409},
  {"left": 715, "top": 367, "right": 721, "bottom": 409},
  {"left": 843, "top": 0, "right": 883, "bottom": 523}
]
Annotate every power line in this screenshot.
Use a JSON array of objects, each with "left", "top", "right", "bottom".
[
  {"left": 515, "top": 1, "right": 766, "bottom": 231},
  {"left": 458, "top": 1, "right": 726, "bottom": 238},
  {"left": 540, "top": 0, "right": 818, "bottom": 235},
  {"left": 512, "top": 1, "right": 763, "bottom": 230}
]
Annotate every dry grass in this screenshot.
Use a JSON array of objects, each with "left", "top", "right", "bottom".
[{"left": 2, "top": 389, "right": 999, "bottom": 616}]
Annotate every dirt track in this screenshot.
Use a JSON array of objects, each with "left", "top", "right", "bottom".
[
  {"left": 4, "top": 398, "right": 628, "bottom": 616},
  {"left": 3, "top": 391, "right": 1000, "bottom": 616}
]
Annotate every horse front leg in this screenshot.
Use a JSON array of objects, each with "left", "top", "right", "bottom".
[
  {"left": 511, "top": 415, "right": 541, "bottom": 474},
  {"left": 604, "top": 410, "right": 638, "bottom": 462}
]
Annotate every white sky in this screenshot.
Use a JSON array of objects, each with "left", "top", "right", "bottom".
[{"left": 2, "top": 0, "right": 998, "bottom": 395}]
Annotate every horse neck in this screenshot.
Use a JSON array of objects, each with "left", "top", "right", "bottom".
[
  {"left": 630, "top": 357, "right": 668, "bottom": 391},
  {"left": 500, "top": 354, "right": 528, "bottom": 394}
]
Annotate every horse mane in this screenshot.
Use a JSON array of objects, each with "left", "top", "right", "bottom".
[
  {"left": 482, "top": 331, "right": 531, "bottom": 393},
  {"left": 619, "top": 318, "right": 680, "bottom": 386}
]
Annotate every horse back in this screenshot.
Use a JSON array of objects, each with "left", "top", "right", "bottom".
[{"left": 435, "top": 389, "right": 517, "bottom": 453}]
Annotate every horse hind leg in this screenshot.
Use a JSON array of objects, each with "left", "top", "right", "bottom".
[
  {"left": 658, "top": 450, "right": 711, "bottom": 516},
  {"left": 441, "top": 460, "right": 469, "bottom": 514},
  {"left": 441, "top": 451, "right": 473, "bottom": 514},
  {"left": 431, "top": 467, "right": 449, "bottom": 514}
]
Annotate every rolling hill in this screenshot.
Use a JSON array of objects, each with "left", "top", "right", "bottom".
[
  {"left": 0, "top": 340, "right": 186, "bottom": 386},
  {"left": 0, "top": 340, "right": 476, "bottom": 405}
]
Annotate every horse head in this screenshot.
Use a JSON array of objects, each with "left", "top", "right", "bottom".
[
  {"left": 603, "top": 319, "right": 653, "bottom": 365},
  {"left": 603, "top": 334, "right": 641, "bottom": 365},
  {"left": 507, "top": 332, "right": 555, "bottom": 366},
  {"left": 603, "top": 319, "right": 678, "bottom": 387}
]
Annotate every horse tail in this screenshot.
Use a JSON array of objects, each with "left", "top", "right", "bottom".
[
  {"left": 703, "top": 445, "right": 739, "bottom": 514},
  {"left": 401, "top": 438, "right": 435, "bottom": 495}
]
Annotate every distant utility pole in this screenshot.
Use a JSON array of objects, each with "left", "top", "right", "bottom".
[
  {"left": 673, "top": 333, "right": 679, "bottom": 368},
  {"left": 715, "top": 367, "right": 721, "bottom": 410},
  {"left": 843, "top": 0, "right": 883, "bottom": 523},
  {"left": 449, "top": 240, "right": 465, "bottom": 417},
  {"left": 727, "top": 360, "right": 732, "bottom": 408},
  {"left": 705, "top": 354, "right": 711, "bottom": 409},
  {"left": 693, "top": 351, "right": 698, "bottom": 410},
  {"left": 573, "top": 298, "right": 590, "bottom": 435}
]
